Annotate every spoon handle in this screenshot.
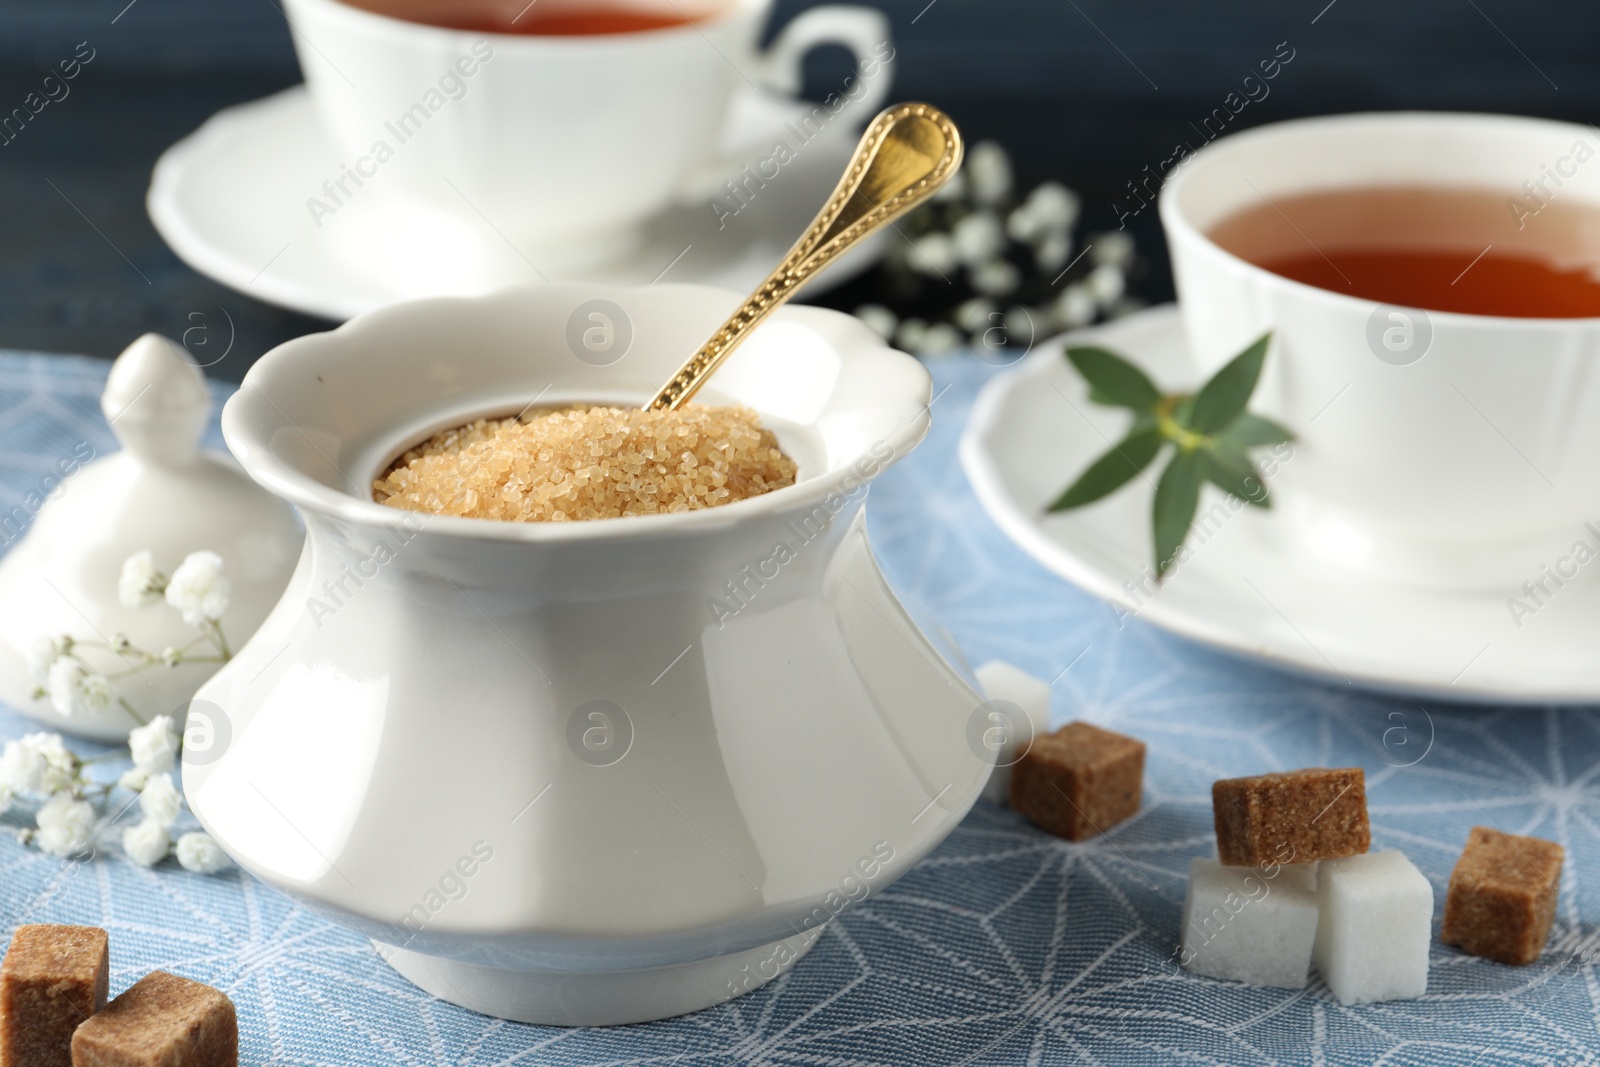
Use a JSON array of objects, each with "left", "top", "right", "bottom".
[{"left": 644, "top": 102, "right": 963, "bottom": 411}]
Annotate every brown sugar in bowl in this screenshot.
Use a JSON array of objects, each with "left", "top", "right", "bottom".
[{"left": 372, "top": 404, "right": 798, "bottom": 523}]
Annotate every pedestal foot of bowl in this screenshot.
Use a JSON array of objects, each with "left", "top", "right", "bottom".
[{"left": 376, "top": 929, "right": 823, "bottom": 1026}]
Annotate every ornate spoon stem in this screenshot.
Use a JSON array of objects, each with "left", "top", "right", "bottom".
[{"left": 645, "top": 102, "right": 963, "bottom": 411}]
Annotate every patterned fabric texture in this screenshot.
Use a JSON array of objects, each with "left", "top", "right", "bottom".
[{"left": 0, "top": 350, "right": 1596, "bottom": 1066}]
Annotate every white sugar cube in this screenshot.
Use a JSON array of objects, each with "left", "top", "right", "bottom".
[
  {"left": 1313, "top": 850, "right": 1432, "bottom": 1004},
  {"left": 973, "top": 660, "right": 1052, "bottom": 805},
  {"left": 1182, "top": 857, "right": 1319, "bottom": 988}
]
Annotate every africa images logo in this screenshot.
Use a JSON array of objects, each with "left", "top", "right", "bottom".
[{"left": 305, "top": 42, "right": 496, "bottom": 228}]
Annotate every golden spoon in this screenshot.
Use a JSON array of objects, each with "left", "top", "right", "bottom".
[{"left": 644, "top": 102, "right": 963, "bottom": 411}]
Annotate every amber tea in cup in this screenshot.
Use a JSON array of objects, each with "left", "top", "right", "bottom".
[
  {"left": 1207, "top": 185, "right": 1600, "bottom": 318},
  {"left": 335, "top": 0, "right": 725, "bottom": 34}
]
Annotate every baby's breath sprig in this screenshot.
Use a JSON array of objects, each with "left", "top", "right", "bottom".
[
  {"left": 29, "top": 550, "right": 233, "bottom": 725},
  {"left": 1, "top": 548, "right": 238, "bottom": 872},
  {"left": 851, "top": 141, "right": 1141, "bottom": 357},
  {"left": 0, "top": 719, "right": 229, "bottom": 872},
  {"left": 1047, "top": 333, "right": 1294, "bottom": 579}
]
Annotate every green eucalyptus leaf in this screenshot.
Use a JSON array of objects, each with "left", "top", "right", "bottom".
[
  {"left": 1066, "top": 346, "right": 1162, "bottom": 411},
  {"left": 1047, "top": 428, "right": 1164, "bottom": 512},
  {"left": 1152, "top": 449, "right": 1202, "bottom": 578},
  {"left": 1208, "top": 434, "right": 1252, "bottom": 471},
  {"left": 1200, "top": 446, "right": 1271, "bottom": 509},
  {"left": 1217, "top": 412, "right": 1294, "bottom": 448},
  {"left": 1184, "top": 332, "right": 1271, "bottom": 434}
]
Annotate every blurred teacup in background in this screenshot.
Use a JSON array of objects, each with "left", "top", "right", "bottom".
[{"left": 282, "top": 0, "right": 894, "bottom": 269}]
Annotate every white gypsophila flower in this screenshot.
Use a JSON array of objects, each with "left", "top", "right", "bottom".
[
  {"left": 1035, "top": 231, "right": 1073, "bottom": 273},
  {"left": 3, "top": 732, "right": 76, "bottom": 795},
  {"left": 954, "top": 297, "right": 998, "bottom": 334},
  {"left": 175, "top": 832, "right": 231, "bottom": 875},
  {"left": 35, "top": 793, "right": 94, "bottom": 857},
  {"left": 4, "top": 735, "right": 45, "bottom": 791},
  {"left": 47, "top": 657, "right": 87, "bottom": 717},
  {"left": 45, "top": 658, "right": 113, "bottom": 717},
  {"left": 79, "top": 672, "right": 116, "bottom": 714},
  {"left": 1005, "top": 306, "right": 1042, "bottom": 344},
  {"left": 967, "top": 142, "right": 1012, "bottom": 206},
  {"left": 27, "top": 637, "right": 67, "bottom": 684},
  {"left": 128, "top": 714, "right": 179, "bottom": 778},
  {"left": 1053, "top": 284, "right": 1098, "bottom": 330},
  {"left": 138, "top": 772, "right": 183, "bottom": 830},
  {"left": 164, "top": 551, "right": 230, "bottom": 627},
  {"left": 1090, "top": 230, "right": 1137, "bottom": 269},
  {"left": 1005, "top": 204, "right": 1040, "bottom": 245},
  {"left": 117, "top": 768, "right": 149, "bottom": 793},
  {"left": 853, "top": 304, "right": 898, "bottom": 341},
  {"left": 951, "top": 210, "right": 1006, "bottom": 266},
  {"left": 1023, "top": 182, "right": 1080, "bottom": 233},
  {"left": 932, "top": 169, "right": 967, "bottom": 202},
  {"left": 1086, "top": 263, "right": 1126, "bottom": 306},
  {"left": 118, "top": 550, "right": 163, "bottom": 608},
  {"left": 1006, "top": 185, "right": 1081, "bottom": 245},
  {"left": 971, "top": 259, "right": 1022, "bottom": 298},
  {"left": 894, "top": 318, "right": 929, "bottom": 353},
  {"left": 38, "top": 735, "right": 76, "bottom": 792},
  {"left": 122, "top": 818, "right": 170, "bottom": 867},
  {"left": 906, "top": 233, "right": 957, "bottom": 277},
  {"left": 918, "top": 323, "right": 963, "bottom": 357}
]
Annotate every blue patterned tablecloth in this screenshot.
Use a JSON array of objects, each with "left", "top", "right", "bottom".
[{"left": 1, "top": 350, "right": 1597, "bottom": 1066}]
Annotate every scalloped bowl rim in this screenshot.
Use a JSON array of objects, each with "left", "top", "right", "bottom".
[{"left": 221, "top": 281, "right": 933, "bottom": 542}]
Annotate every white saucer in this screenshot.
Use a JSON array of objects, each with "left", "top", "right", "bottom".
[
  {"left": 148, "top": 87, "right": 884, "bottom": 321},
  {"left": 961, "top": 304, "right": 1600, "bottom": 705}
]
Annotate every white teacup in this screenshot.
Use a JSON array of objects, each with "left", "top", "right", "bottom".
[
  {"left": 1161, "top": 113, "right": 1600, "bottom": 587},
  {"left": 280, "top": 0, "right": 893, "bottom": 267}
]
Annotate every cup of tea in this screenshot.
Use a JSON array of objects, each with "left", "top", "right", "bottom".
[
  {"left": 1160, "top": 112, "right": 1600, "bottom": 586},
  {"left": 280, "top": 0, "right": 894, "bottom": 267}
]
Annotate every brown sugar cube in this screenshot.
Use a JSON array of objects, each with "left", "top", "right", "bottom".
[
  {"left": 0, "top": 924, "right": 109, "bottom": 1067},
  {"left": 1009, "top": 721, "right": 1145, "bottom": 841},
  {"left": 1441, "top": 826, "right": 1564, "bottom": 966},
  {"left": 1212, "top": 767, "right": 1370, "bottom": 866},
  {"left": 71, "top": 972, "right": 236, "bottom": 1067}
]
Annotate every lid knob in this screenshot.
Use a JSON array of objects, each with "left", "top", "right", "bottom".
[{"left": 101, "top": 334, "right": 210, "bottom": 466}]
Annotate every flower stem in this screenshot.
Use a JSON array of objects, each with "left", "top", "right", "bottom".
[
  {"left": 74, "top": 641, "right": 161, "bottom": 669},
  {"left": 207, "top": 621, "right": 233, "bottom": 662},
  {"left": 117, "top": 697, "right": 148, "bottom": 727}
]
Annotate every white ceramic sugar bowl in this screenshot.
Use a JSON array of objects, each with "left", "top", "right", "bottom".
[
  {"left": 0, "top": 335, "right": 302, "bottom": 741},
  {"left": 185, "top": 282, "right": 991, "bottom": 1026}
]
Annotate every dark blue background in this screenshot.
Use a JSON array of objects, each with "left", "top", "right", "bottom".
[{"left": 0, "top": 0, "right": 1593, "bottom": 376}]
